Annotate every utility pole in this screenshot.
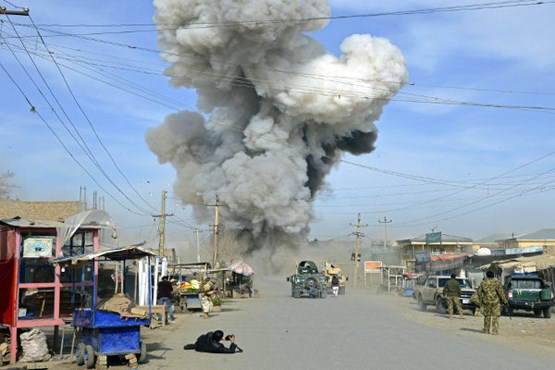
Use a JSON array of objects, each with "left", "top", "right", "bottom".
[
  {"left": 153, "top": 190, "right": 173, "bottom": 257},
  {"left": 0, "top": 6, "right": 30, "bottom": 16},
  {"left": 378, "top": 216, "right": 392, "bottom": 251},
  {"left": 350, "top": 213, "right": 367, "bottom": 289},
  {"left": 212, "top": 195, "right": 220, "bottom": 267},
  {"left": 194, "top": 229, "right": 202, "bottom": 263}
]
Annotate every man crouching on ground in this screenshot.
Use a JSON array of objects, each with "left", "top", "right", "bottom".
[{"left": 183, "top": 330, "right": 242, "bottom": 353}]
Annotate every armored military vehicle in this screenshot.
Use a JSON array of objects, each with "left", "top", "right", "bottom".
[
  {"left": 286, "top": 260, "right": 327, "bottom": 298},
  {"left": 503, "top": 274, "right": 554, "bottom": 318}
]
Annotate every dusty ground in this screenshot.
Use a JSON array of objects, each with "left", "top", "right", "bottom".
[
  {"left": 6, "top": 285, "right": 554, "bottom": 369},
  {"left": 381, "top": 292, "right": 555, "bottom": 357}
]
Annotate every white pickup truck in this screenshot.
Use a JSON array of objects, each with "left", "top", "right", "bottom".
[{"left": 414, "top": 275, "right": 476, "bottom": 314}]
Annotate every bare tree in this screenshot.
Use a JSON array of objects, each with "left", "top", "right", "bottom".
[{"left": 214, "top": 232, "right": 244, "bottom": 267}]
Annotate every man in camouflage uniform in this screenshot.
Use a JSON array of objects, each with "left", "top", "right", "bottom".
[
  {"left": 477, "top": 270, "right": 507, "bottom": 335},
  {"left": 200, "top": 276, "right": 216, "bottom": 319},
  {"left": 443, "top": 274, "right": 464, "bottom": 319}
]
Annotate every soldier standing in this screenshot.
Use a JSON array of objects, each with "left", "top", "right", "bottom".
[
  {"left": 443, "top": 274, "right": 464, "bottom": 319},
  {"left": 477, "top": 270, "right": 507, "bottom": 335},
  {"left": 200, "top": 276, "right": 216, "bottom": 319}
]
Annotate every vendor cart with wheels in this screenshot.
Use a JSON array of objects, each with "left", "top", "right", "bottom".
[
  {"left": 74, "top": 308, "right": 150, "bottom": 369},
  {"left": 51, "top": 245, "right": 157, "bottom": 369},
  {"left": 178, "top": 291, "right": 202, "bottom": 312}
]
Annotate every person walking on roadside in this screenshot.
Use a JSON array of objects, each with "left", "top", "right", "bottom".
[
  {"left": 331, "top": 275, "right": 340, "bottom": 296},
  {"left": 477, "top": 270, "right": 507, "bottom": 335},
  {"left": 443, "top": 273, "right": 464, "bottom": 320},
  {"left": 157, "top": 276, "right": 176, "bottom": 321}
]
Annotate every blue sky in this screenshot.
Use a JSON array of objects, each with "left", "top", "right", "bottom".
[{"left": 1, "top": 0, "right": 554, "bottom": 251}]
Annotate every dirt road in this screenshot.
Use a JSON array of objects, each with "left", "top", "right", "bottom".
[{"left": 49, "top": 276, "right": 554, "bottom": 369}]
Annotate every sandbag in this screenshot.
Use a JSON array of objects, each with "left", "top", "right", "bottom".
[{"left": 20, "top": 328, "right": 50, "bottom": 362}]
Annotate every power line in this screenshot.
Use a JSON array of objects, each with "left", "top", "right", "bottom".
[
  {"left": 1, "top": 13, "right": 154, "bottom": 217},
  {"left": 13, "top": 1, "right": 555, "bottom": 30}
]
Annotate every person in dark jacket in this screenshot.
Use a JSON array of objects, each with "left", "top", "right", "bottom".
[
  {"left": 157, "top": 276, "right": 175, "bottom": 321},
  {"left": 443, "top": 274, "right": 464, "bottom": 320},
  {"left": 183, "top": 330, "right": 242, "bottom": 353}
]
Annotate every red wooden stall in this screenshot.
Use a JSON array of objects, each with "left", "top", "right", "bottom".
[{"left": 0, "top": 211, "right": 112, "bottom": 364}]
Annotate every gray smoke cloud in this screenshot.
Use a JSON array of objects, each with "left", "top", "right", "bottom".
[{"left": 146, "top": 0, "right": 408, "bottom": 260}]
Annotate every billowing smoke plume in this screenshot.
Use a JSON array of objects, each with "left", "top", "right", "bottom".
[{"left": 146, "top": 0, "right": 408, "bottom": 261}]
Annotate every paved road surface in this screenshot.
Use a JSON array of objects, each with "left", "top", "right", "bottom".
[{"left": 135, "top": 276, "right": 554, "bottom": 370}]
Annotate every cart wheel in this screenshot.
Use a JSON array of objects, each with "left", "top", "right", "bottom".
[
  {"left": 76, "top": 342, "right": 85, "bottom": 365},
  {"left": 84, "top": 344, "right": 96, "bottom": 369},
  {"left": 138, "top": 341, "right": 147, "bottom": 363}
]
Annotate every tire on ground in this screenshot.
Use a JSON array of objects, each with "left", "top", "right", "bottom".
[
  {"left": 84, "top": 344, "right": 96, "bottom": 369},
  {"left": 76, "top": 342, "right": 85, "bottom": 366},
  {"left": 417, "top": 295, "right": 427, "bottom": 311}
]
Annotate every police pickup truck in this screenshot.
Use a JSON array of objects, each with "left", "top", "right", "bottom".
[
  {"left": 414, "top": 275, "right": 476, "bottom": 314},
  {"left": 503, "top": 274, "right": 554, "bottom": 318}
]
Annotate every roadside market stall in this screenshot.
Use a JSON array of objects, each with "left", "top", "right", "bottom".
[
  {"left": 169, "top": 262, "right": 211, "bottom": 312},
  {"left": 226, "top": 262, "right": 255, "bottom": 298},
  {"left": 0, "top": 210, "right": 115, "bottom": 365},
  {"left": 51, "top": 245, "right": 157, "bottom": 369}
]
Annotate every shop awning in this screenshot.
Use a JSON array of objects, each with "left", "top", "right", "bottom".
[{"left": 50, "top": 245, "right": 157, "bottom": 265}]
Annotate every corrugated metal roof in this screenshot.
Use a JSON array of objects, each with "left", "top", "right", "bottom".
[
  {"left": 398, "top": 233, "right": 473, "bottom": 243},
  {"left": 0, "top": 217, "right": 104, "bottom": 229},
  {"left": 0, "top": 218, "right": 63, "bottom": 228},
  {"left": 516, "top": 228, "right": 555, "bottom": 240}
]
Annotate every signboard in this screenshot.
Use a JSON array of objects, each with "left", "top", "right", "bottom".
[
  {"left": 364, "top": 261, "right": 382, "bottom": 273},
  {"left": 414, "top": 250, "right": 431, "bottom": 263},
  {"left": 23, "top": 237, "right": 54, "bottom": 258},
  {"left": 425, "top": 232, "right": 442, "bottom": 243}
]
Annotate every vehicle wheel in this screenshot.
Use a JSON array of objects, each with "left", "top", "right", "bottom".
[
  {"left": 533, "top": 308, "right": 542, "bottom": 317},
  {"left": 436, "top": 297, "right": 447, "bottom": 314},
  {"left": 76, "top": 342, "right": 85, "bottom": 366},
  {"left": 304, "top": 277, "right": 318, "bottom": 289},
  {"left": 84, "top": 344, "right": 95, "bottom": 369},
  {"left": 320, "top": 290, "right": 327, "bottom": 298},
  {"left": 417, "top": 295, "right": 426, "bottom": 311},
  {"left": 543, "top": 307, "right": 551, "bottom": 319},
  {"left": 292, "top": 288, "right": 301, "bottom": 298},
  {"left": 138, "top": 341, "right": 147, "bottom": 363}
]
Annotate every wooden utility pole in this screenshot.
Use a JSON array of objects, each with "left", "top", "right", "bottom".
[
  {"left": 350, "top": 213, "right": 367, "bottom": 289},
  {"left": 153, "top": 190, "right": 173, "bottom": 257},
  {"left": 378, "top": 216, "right": 392, "bottom": 251},
  {"left": 212, "top": 195, "right": 220, "bottom": 267},
  {"left": 159, "top": 190, "right": 167, "bottom": 256}
]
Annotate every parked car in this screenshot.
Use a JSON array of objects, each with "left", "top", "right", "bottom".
[
  {"left": 414, "top": 275, "right": 476, "bottom": 314},
  {"left": 503, "top": 274, "right": 554, "bottom": 318}
]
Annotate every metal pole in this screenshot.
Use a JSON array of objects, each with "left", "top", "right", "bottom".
[{"left": 195, "top": 229, "right": 202, "bottom": 263}]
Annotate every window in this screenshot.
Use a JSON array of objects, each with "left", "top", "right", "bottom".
[{"left": 19, "top": 234, "right": 56, "bottom": 283}]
